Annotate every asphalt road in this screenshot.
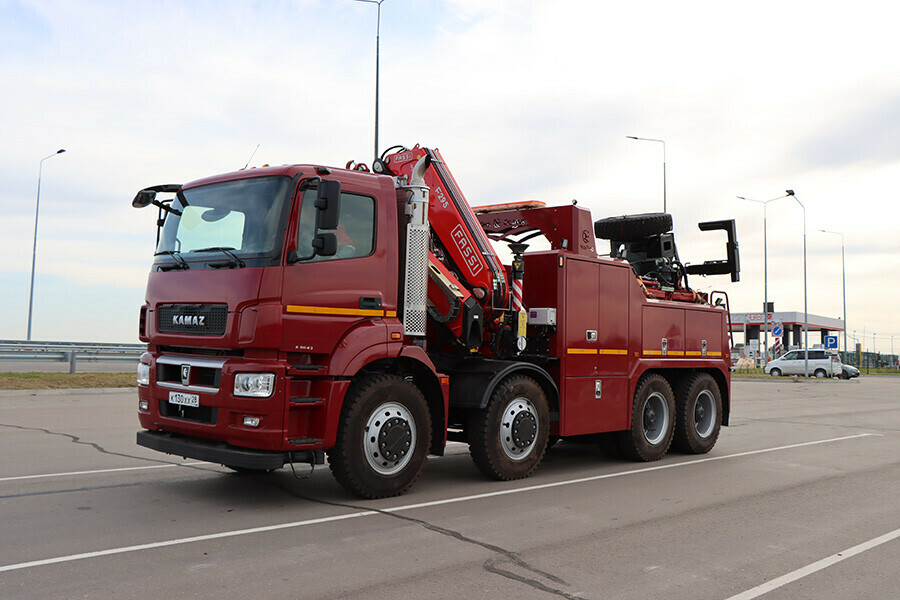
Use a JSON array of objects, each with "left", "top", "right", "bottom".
[{"left": 0, "top": 378, "right": 897, "bottom": 599}]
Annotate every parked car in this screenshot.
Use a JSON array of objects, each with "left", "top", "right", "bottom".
[
  {"left": 764, "top": 349, "right": 842, "bottom": 378},
  {"left": 840, "top": 364, "right": 860, "bottom": 379}
]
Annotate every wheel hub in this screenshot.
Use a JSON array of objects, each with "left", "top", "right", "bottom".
[
  {"left": 364, "top": 402, "right": 417, "bottom": 475},
  {"left": 378, "top": 417, "right": 412, "bottom": 462},
  {"left": 500, "top": 397, "right": 540, "bottom": 461}
]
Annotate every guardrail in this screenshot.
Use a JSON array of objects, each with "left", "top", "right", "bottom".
[{"left": 0, "top": 340, "right": 146, "bottom": 374}]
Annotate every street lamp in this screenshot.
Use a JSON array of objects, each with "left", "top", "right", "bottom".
[
  {"left": 27, "top": 148, "right": 66, "bottom": 341},
  {"left": 786, "top": 189, "right": 809, "bottom": 377},
  {"left": 819, "top": 229, "right": 847, "bottom": 357},
  {"left": 355, "top": 0, "right": 386, "bottom": 161},
  {"left": 626, "top": 136, "right": 666, "bottom": 212},
  {"left": 737, "top": 192, "right": 792, "bottom": 365}
]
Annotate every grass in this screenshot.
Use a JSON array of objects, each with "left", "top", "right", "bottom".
[{"left": 0, "top": 372, "right": 138, "bottom": 390}]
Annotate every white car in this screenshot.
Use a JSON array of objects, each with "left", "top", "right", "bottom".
[{"left": 764, "top": 349, "right": 842, "bottom": 378}]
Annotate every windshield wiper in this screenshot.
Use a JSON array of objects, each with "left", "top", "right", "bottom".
[
  {"left": 154, "top": 250, "right": 190, "bottom": 270},
  {"left": 194, "top": 247, "right": 246, "bottom": 268}
]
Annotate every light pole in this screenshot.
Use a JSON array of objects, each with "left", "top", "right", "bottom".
[
  {"left": 27, "top": 148, "right": 66, "bottom": 341},
  {"left": 786, "top": 190, "right": 809, "bottom": 377},
  {"left": 626, "top": 136, "right": 666, "bottom": 213},
  {"left": 819, "top": 229, "right": 847, "bottom": 357},
  {"left": 737, "top": 192, "right": 792, "bottom": 364},
  {"left": 355, "top": 0, "right": 385, "bottom": 160}
]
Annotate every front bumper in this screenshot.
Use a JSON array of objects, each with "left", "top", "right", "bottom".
[{"left": 137, "top": 430, "right": 324, "bottom": 470}]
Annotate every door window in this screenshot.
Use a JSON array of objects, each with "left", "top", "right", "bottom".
[{"left": 296, "top": 189, "right": 375, "bottom": 261}]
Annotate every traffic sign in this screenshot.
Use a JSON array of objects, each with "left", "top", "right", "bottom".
[
  {"left": 772, "top": 325, "right": 783, "bottom": 338},
  {"left": 824, "top": 335, "right": 838, "bottom": 349}
]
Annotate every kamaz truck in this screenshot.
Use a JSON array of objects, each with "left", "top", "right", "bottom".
[{"left": 132, "top": 144, "right": 740, "bottom": 498}]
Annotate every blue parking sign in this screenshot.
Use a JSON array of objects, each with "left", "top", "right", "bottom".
[{"left": 824, "top": 335, "right": 838, "bottom": 349}]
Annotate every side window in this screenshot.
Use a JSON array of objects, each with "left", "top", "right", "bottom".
[
  {"left": 810, "top": 351, "right": 825, "bottom": 359},
  {"left": 783, "top": 351, "right": 799, "bottom": 361},
  {"left": 296, "top": 189, "right": 375, "bottom": 261}
]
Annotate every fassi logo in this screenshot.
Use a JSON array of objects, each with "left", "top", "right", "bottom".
[{"left": 450, "top": 225, "right": 484, "bottom": 277}]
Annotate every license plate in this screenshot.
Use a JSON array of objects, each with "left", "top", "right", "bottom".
[{"left": 169, "top": 391, "right": 200, "bottom": 407}]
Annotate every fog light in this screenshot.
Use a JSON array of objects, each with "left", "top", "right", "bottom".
[
  {"left": 139, "top": 400, "right": 149, "bottom": 411},
  {"left": 243, "top": 416, "right": 261, "bottom": 427},
  {"left": 234, "top": 373, "right": 275, "bottom": 397},
  {"left": 137, "top": 362, "right": 150, "bottom": 386}
]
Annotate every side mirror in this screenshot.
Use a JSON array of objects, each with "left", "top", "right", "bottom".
[
  {"left": 132, "top": 190, "right": 156, "bottom": 208},
  {"left": 312, "top": 232, "right": 337, "bottom": 256},
  {"left": 315, "top": 180, "right": 341, "bottom": 230}
]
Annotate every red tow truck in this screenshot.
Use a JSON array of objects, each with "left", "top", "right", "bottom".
[{"left": 132, "top": 145, "right": 740, "bottom": 498}]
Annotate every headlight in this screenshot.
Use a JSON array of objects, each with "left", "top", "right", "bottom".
[
  {"left": 234, "top": 373, "right": 275, "bottom": 398},
  {"left": 137, "top": 362, "right": 150, "bottom": 386}
]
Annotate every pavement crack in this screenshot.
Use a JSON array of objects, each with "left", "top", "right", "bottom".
[
  {"left": 0, "top": 422, "right": 188, "bottom": 466},
  {"left": 273, "top": 485, "right": 589, "bottom": 599}
]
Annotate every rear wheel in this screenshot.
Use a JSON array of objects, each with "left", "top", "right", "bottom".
[
  {"left": 617, "top": 374, "right": 675, "bottom": 461},
  {"left": 814, "top": 369, "right": 827, "bottom": 378},
  {"left": 468, "top": 375, "right": 550, "bottom": 481},
  {"left": 327, "top": 374, "right": 431, "bottom": 499},
  {"left": 673, "top": 373, "right": 722, "bottom": 454}
]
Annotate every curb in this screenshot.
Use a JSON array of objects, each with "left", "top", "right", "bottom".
[{"left": 0, "top": 387, "right": 135, "bottom": 397}]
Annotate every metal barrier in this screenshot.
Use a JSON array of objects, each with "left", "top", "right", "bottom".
[{"left": 0, "top": 340, "right": 146, "bottom": 374}]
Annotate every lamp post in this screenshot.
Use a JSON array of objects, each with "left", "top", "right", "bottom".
[
  {"left": 27, "top": 148, "right": 66, "bottom": 341},
  {"left": 626, "top": 136, "right": 666, "bottom": 212},
  {"left": 737, "top": 192, "right": 792, "bottom": 365},
  {"left": 355, "top": 0, "right": 385, "bottom": 161},
  {"left": 785, "top": 190, "right": 809, "bottom": 376},
  {"left": 819, "top": 229, "right": 847, "bottom": 356}
]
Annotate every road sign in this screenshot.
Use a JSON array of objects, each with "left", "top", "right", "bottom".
[
  {"left": 772, "top": 325, "right": 783, "bottom": 338},
  {"left": 824, "top": 335, "right": 838, "bottom": 349}
]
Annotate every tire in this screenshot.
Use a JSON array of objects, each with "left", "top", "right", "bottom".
[
  {"left": 770, "top": 368, "right": 782, "bottom": 377},
  {"left": 617, "top": 373, "right": 675, "bottom": 461},
  {"left": 468, "top": 375, "right": 550, "bottom": 481},
  {"left": 673, "top": 373, "right": 722, "bottom": 454},
  {"left": 594, "top": 213, "right": 672, "bottom": 242},
  {"left": 814, "top": 369, "right": 826, "bottom": 379},
  {"left": 327, "top": 374, "right": 431, "bottom": 499}
]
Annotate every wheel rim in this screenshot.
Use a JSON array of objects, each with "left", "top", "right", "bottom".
[
  {"left": 642, "top": 392, "right": 670, "bottom": 445},
  {"left": 500, "top": 396, "right": 539, "bottom": 461},
  {"left": 693, "top": 390, "right": 717, "bottom": 439},
  {"left": 363, "top": 402, "right": 416, "bottom": 475},
  {"left": 815, "top": 370, "right": 825, "bottom": 378}
]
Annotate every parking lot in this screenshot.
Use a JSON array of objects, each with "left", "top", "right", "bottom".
[{"left": 1, "top": 378, "right": 897, "bottom": 599}]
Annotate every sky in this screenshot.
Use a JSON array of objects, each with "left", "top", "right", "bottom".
[{"left": 2, "top": 0, "right": 898, "bottom": 353}]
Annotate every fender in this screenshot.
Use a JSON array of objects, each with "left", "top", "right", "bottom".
[{"left": 432, "top": 356, "right": 559, "bottom": 413}]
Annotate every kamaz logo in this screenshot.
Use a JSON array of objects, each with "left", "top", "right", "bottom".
[{"left": 173, "top": 315, "right": 205, "bottom": 327}]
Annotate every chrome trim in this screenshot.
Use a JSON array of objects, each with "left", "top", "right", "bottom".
[
  {"left": 158, "top": 381, "right": 219, "bottom": 394},
  {"left": 157, "top": 355, "right": 228, "bottom": 369}
]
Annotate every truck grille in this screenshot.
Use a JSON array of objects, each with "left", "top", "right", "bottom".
[
  {"left": 157, "top": 304, "right": 228, "bottom": 336},
  {"left": 158, "top": 400, "right": 218, "bottom": 425}
]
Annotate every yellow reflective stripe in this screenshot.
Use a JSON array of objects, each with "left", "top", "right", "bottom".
[
  {"left": 644, "top": 350, "right": 662, "bottom": 356},
  {"left": 598, "top": 349, "right": 628, "bottom": 355},
  {"left": 685, "top": 351, "right": 703, "bottom": 356},
  {"left": 286, "top": 305, "right": 388, "bottom": 317},
  {"left": 708, "top": 351, "right": 722, "bottom": 357},
  {"left": 668, "top": 351, "right": 685, "bottom": 356},
  {"left": 567, "top": 348, "right": 598, "bottom": 355}
]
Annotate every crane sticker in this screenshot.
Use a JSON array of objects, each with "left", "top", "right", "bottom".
[{"left": 451, "top": 224, "right": 484, "bottom": 277}]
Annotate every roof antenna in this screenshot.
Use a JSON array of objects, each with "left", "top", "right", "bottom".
[{"left": 242, "top": 144, "right": 260, "bottom": 170}]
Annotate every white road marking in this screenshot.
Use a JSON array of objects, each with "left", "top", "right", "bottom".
[
  {"left": 724, "top": 526, "right": 900, "bottom": 600},
  {"left": 0, "top": 432, "right": 879, "bottom": 573},
  {"left": 0, "top": 462, "right": 206, "bottom": 483}
]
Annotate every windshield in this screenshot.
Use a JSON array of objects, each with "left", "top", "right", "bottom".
[{"left": 156, "top": 176, "right": 292, "bottom": 263}]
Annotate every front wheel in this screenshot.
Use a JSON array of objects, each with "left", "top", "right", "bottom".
[
  {"left": 769, "top": 368, "right": 782, "bottom": 377},
  {"left": 327, "top": 374, "right": 431, "bottom": 499},
  {"left": 468, "top": 375, "right": 550, "bottom": 481},
  {"left": 617, "top": 374, "right": 675, "bottom": 461}
]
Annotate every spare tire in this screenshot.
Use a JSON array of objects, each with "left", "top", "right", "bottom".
[{"left": 594, "top": 213, "right": 672, "bottom": 242}]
